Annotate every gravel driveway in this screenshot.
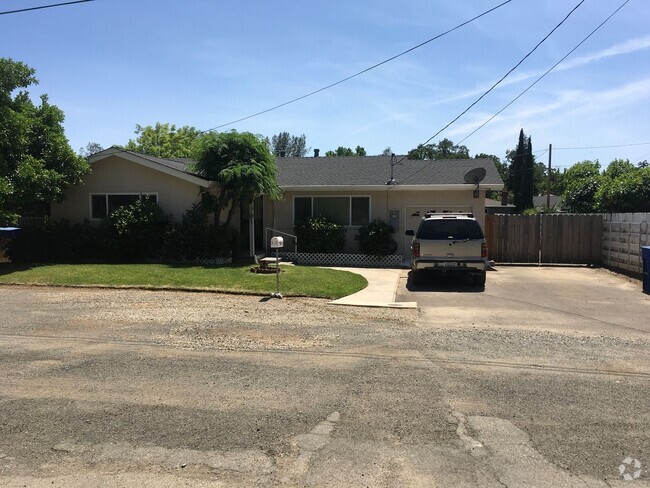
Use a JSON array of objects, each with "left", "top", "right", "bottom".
[{"left": 0, "top": 266, "right": 648, "bottom": 486}]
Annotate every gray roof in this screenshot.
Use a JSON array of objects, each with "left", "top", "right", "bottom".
[
  {"left": 125, "top": 152, "right": 203, "bottom": 178},
  {"left": 97, "top": 149, "right": 503, "bottom": 188},
  {"left": 275, "top": 155, "right": 504, "bottom": 187}
]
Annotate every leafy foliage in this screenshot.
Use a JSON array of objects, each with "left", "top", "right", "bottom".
[
  {"left": 104, "top": 197, "right": 170, "bottom": 261},
  {"left": 596, "top": 165, "right": 650, "bottom": 213},
  {"left": 408, "top": 138, "right": 469, "bottom": 160},
  {"left": 124, "top": 122, "right": 201, "bottom": 158},
  {"left": 192, "top": 131, "right": 281, "bottom": 226},
  {"left": 355, "top": 220, "right": 397, "bottom": 257},
  {"left": 325, "top": 146, "right": 366, "bottom": 157},
  {"left": 0, "top": 58, "right": 89, "bottom": 224},
  {"left": 160, "top": 203, "right": 239, "bottom": 261},
  {"left": 295, "top": 216, "right": 345, "bottom": 253},
  {"left": 561, "top": 160, "right": 602, "bottom": 213},
  {"left": 79, "top": 142, "right": 104, "bottom": 158},
  {"left": 267, "top": 131, "right": 309, "bottom": 157}
]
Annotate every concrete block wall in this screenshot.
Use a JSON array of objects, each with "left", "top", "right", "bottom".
[{"left": 602, "top": 213, "right": 650, "bottom": 276}]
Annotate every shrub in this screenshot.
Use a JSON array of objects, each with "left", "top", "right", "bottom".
[
  {"left": 160, "top": 204, "right": 239, "bottom": 262},
  {"left": 295, "top": 216, "right": 345, "bottom": 253},
  {"left": 6, "top": 218, "right": 108, "bottom": 263},
  {"left": 103, "top": 197, "right": 170, "bottom": 261},
  {"left": 355, "top": 220, "right": 397, "bottom": 257}
]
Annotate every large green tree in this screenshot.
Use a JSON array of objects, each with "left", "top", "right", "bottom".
[
  {"left": 192, "top": 131, "right": 281, "bottom": 226},
  {"left": 0, "top": 58, "right": 88, "bottom": 223},
  {"left": 561, "top": 160, "right": 602, "bottom": 213},
  {"left": 408, "top": 138, "right": 469, "bottom": 160},
  {"left": 325, "top": 145, "right": 366, "bottom": 157},
  {"left": 267, "top": 131, "right": 308, "bottom": 157},
  {"left": 125, "top": 122, "right": 201, "bottom": 158},
  {"left": 596, "top": 159, "right": 650, "bottom": 212}
]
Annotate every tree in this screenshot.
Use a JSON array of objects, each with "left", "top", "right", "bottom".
[
  {"left": 0, "top": 58, "right": 88, "bottom": 223},
  {"left": 325, "top": 146, "right": 366, "bottom": 157},
  {"left": 507, "top": 130, "right": 535, "bottom": 212},
  {"left": 79, "top": 142, "right": 104, "bottom": 158},
  {"left": 561, "top": 160, "right": 602, "bottom": 213},
  {"left": 124, "top": 122, "right": 201, "bottom": 158},
  {"left": 597, "top": 162, "right": 650, "bottom": 212},
  {"left": 380, "top": 147, "right": 393, "bottom": 156},
  {"left": 267, "top": 131, "right": 308, "bottom": 157},
  {"left": 192, "top": 131, "right": 281, "bottom": 226},
  {"left": 407, "top": 138, "right": 469, "bottom": 160}
]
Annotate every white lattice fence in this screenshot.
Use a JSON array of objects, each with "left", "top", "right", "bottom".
[
  {"left": 603, "top": 213, "right": 650, "bottom": 276},
  {"left": 280, "top": 252, "right": 404, "bottom": 268}
]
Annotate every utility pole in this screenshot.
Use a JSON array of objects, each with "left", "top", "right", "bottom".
[{"left": 546, "top": 143, "right": 552, "bottom": 210}]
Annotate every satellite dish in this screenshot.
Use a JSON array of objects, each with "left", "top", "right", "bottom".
[{"left": 463, "top": 167, "right": 487, "bottom": 185}]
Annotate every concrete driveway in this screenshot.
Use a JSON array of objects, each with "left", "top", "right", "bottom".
[
  {"left": 0, "top": 266, "right": 648, "bottom": 487},
  {"left": 397, "top": 265, "right": 649, "bottom": 338}
]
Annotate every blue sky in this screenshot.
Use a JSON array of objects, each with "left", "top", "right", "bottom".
[{"left": 2, "top": 0, "right": 649, "bottom": 169}]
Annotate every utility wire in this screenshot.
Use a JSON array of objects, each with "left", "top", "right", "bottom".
[
  {"left": 418, "top": 0, "right": 585, "bottom": 149},
  {"left": 201, "top": 0, "right": 515, "bottom": 133},
  {"left": 389, "top": 0, "right": 587, "bottom": 187},
  {"left": 458, "top": 0, "right": 631, "bottom": 145},
  {"left": 0, "top": 0, "right": 95, "bottom": 15}
]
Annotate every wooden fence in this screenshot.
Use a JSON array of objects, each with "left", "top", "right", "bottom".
[{"left": 485, "top": 214, "right": 603, "bottom": 264}]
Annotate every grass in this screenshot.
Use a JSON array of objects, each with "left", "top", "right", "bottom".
[{"left": 0, "top": 263, "right": 368, "bottom": 299}]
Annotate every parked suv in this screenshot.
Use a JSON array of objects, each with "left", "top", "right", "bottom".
[{"left": 405, "top": 213, "right": 488, "bottom": 287}]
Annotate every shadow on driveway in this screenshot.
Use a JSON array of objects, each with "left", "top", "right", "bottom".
[{"left": 405, "top": 270, "right": 485, "bottom": 293}]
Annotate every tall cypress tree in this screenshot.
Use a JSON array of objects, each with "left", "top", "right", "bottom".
[
  {"left": 522, "top": 136, "right": 535, "bottom": 210},
  {"left": 511, "top": 129, "right": 526, "bottom": 211}
]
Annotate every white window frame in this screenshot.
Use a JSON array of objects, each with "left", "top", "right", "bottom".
[
  {"left": 292, "top": 195, "right": 371, "bottom": 227},
  {"left": 89, "top": 192, "right": 159, "bottom": 220}
]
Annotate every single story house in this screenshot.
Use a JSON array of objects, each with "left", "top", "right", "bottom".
[{"left": 51, "top": 147, "right": 504, "bottom": 257}]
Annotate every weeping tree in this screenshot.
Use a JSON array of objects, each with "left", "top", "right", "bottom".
[{"left": 192, "top": 131, "right": 281, "bottom": 227}]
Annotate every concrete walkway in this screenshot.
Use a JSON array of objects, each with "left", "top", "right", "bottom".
[{"left": 327, "top": 267, "right": 417, "bottom": 309}]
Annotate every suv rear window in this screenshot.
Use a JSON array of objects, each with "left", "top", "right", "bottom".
[{"left": 416, "top": 219, "right": 484, "bottom": 240}]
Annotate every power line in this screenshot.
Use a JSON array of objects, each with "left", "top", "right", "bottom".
[
  {"left": 418, "top": 0, "right": 585, "bottom": 148},
  {"left": 551, "top": 142, "right": 650, "bottom": 150},
  {"left": 200, "top": 0, "right": 516, "bottom": 133},
  {"left": 458, "top": 0, "right": 631, "bottom": 145},
  {"left": 0, "top": 0, "right": 95, "bottom": 16},
  {"left": 389, "top": 0, "right": 587, "bottom": 186}
]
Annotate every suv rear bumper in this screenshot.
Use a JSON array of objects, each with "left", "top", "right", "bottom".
[{"left": 412, "top": 259, "right": 488, "bottom": 272}]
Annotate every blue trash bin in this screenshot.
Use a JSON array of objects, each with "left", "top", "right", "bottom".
[{"left": 642, "top": 246, "right": 650, "bottom": 294}]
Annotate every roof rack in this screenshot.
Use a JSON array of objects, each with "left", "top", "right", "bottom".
[{"left": 424, "top": 212, "right": 474, "bottom": 218}]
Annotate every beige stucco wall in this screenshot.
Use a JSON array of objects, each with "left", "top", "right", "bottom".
[
  {"left": 267, "top": 189, "right": 486, "bottom": 255},
  {"left": 51, "top": 156, "right": 206, "bottom": 223}
]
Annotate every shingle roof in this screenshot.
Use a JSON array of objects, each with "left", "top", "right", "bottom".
[
  {"left": 129, "top": 153, "right": 202, "bottom": 177},
  {"left": 275, "top": 155, "right": 504, "bottom": 187},
  {"left": 97, "top": 148, "right": 503, "bottom": 189}
]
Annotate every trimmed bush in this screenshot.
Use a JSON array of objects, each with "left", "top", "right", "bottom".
[
  {"left": 355, "top": 220, "right": 397, "bottom": 257},
  {"left": 295, "top": 216, "right": 345, "bottom": 253}
]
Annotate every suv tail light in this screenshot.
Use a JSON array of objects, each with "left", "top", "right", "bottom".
[
  {"left": 412, "top": 242, "right": 420, "bottom": 257},
  {"left": 481, "top": 242, "right": 488, "bottom": 258}
]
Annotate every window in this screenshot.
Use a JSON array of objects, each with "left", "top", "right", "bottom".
[
  {"left": 91, "top": 193, "right": 158, "bottom": 219},
  {"left": 293, "top": 196, "right": 370, "bottom": 226}
]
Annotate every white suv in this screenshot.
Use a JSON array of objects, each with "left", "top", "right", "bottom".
[{"left": 405, "top": 213, "right": 488, "bottom": 287}]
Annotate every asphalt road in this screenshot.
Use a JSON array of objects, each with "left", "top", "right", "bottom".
[{"left": 0, "top": 266, "right": 648, "bottom": 487}]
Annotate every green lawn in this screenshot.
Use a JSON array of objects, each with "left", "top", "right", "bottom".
[{"left": 0, "top": 263, "right": 367, "bottom": 299}]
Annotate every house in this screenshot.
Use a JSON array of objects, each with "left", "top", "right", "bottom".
[
  {"left": 51, "top": 148, "right": 504, "bottom": 257},
  {"left": 533, "top": 194, "right": 563, "bottom": 212},
  {"left": 485, "top": 197, "right": 517, "bottom": 215}
]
